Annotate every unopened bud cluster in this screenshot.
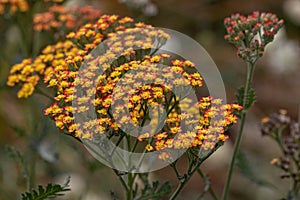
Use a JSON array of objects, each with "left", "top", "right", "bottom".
[{"left": 224, "top": 11, "right": 284, "bottom": 63}]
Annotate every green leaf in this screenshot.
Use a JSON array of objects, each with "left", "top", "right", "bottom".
[
  {"left": 137, "top": 181, "right": 171, "bottom": 200},
  {"left": 236, "top": 86, "right": 256, "bottom": 110},
  {"left": 21, "top": 176, "right": 71, "bottom": 200},
  {"left": 236, "top": 151, "right": 275, "bottom": 188},
  {"left": 5, "top": 146, "right": 30, "bottom": 185},
  {"left": 8, "top": 124, "right": 27, "bottom": 137}
]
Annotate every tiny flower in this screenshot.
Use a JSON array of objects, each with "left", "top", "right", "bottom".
[
  {"left": 145, "top": 143, "right": 154, "bottom": 151},
  {"left": 158, "top": 152, "right": 170, "bottom": 161},
  {"left": 270, "top": 158, "right": 279, "bottom": 165}
]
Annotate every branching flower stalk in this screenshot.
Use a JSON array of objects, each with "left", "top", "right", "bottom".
[
  {"left": 197, "top": 168, "right": 218, "bottom": 200},
  {"left": 261, "top": 110, "right": 300, "bottom": 199},
  {"left": 221, "top": 11, "right": 284, "bottom": 200},
  {"left": 170, "top": 143, "right": 223, "bottom": 200}
]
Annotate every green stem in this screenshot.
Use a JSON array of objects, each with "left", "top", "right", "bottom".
[
  {"left": 197, "top": 168, "right": 218, "bottom": 200},
  {"left": 126, "top": 172, "right": 135, "bottom": 200},
  {"left": 170, "top": 161, "right": 181, "bottom": 179},
  {"left": 112, "top": 169, "right": 129, "bottom": 193},
  {"left": 221, "top": 61, "right": 256, "bottom": 200},
  {"left": 28, "top": 150, "right": 36, "bottom": 190},
  {"left": 170, "top": 144, "right": 222, "bottom": 200},
  {"left": 125, "top": 135, "right": 137, "bottom": 200},
  {"left": 35, "top": 86, "right": 54, "bottom": 100},
  {"left": 170, "top": 180, "right": 186, "bottom": 200}
]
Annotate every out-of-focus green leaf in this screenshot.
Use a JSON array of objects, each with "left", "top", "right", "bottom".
[{"left": 236, "top": 150, "right": 275, "bottom": 188}]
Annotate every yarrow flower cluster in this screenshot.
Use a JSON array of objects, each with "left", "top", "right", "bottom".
[
  {"left": 33, "top": 5, "right": 101, "bottom": 38},
  {"left": 44, "top": 0, "right": 64, "bottom": 3},
  {"left": 261, "top": 110, "right": 300, "bottom": 183},
  {"left": 138, "top": 96, "right": 241, "bottom": 159},
  {"left": 224, "top": 11, "right": 284, "bottom": 63},
  {"left": 0, "top": 0, "right": 28, "bottom": 15},
  {"left": 7, "top": 14, "right": 241, "bottom": 160},
  {"left": 7, "top": 40, "right": 79, "bottom": 98},
  {"left": 7, "top": 15, "right": 132, "bottom": 98}
]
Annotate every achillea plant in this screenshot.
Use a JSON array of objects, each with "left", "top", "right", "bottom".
[
  {"left": 4, "top": 2, "right": 288, "bottom": 199},
  {"left": 7, "top": 12, "right": 242, "bottom": 199},
  {"left": 261, "top": 110, "right": 300, "bottom": 199}
]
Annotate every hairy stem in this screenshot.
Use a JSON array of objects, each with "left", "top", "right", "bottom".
[{"left": 221, "top": 61, "right": 256, "bottom": 200}]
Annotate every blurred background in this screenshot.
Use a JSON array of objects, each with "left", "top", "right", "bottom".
[{"left": 0, "top": 0, "right": 299, "bottom": 199}]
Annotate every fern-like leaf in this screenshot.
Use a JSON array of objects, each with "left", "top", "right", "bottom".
[
  {"left": 236, "top": 151, "right": 274, "bottom": 188},
  {"left": 236, "top": 86, "right": 256, "bottom": 110},
  {"left": 21, "top": 176, "right": 71, "bottom": 200},
  {"left": 137, "top": 181, "right": 171, "bottom": 200},
  {"left": 5, "top": 146, "right": 30, "bottom": 187}
]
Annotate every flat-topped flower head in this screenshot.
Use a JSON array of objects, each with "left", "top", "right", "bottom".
[
  {"left": 33, "top": 5, "right": 101, "bottom": 40},
  {"left": 0, "top": 0, "right": 28, "bottom": 15},
  {"left": 8, "top": 13, "right": 241, "bottom": 161},
  {"left": 7, "top": 40, "right": 80, "bottom": 98}
]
